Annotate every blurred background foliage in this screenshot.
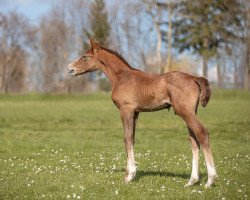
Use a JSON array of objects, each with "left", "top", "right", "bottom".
[{"left": 0, "top": 0, "right": 249, "bottom": 93}]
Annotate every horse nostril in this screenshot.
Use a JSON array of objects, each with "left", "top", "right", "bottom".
[{"left": 67, "top": 67, "right": 75, "bottom": 74}]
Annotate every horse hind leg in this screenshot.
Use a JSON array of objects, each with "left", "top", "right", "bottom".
[
  {"left": 202, "top": 143, "right": 218, "bottom": 188},
  {"left": 189, "top": 115, "right": 217, "bottom": 187},
  {"left": 183, "top": 113, "right": 218, "bottom": 187},
  {"left": 185, "top": 127, "right": 200, "bottom": 187}
]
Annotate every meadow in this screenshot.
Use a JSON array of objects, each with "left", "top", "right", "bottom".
[{"left": 0, "top": 90, "right": 249, "bottom": 199}]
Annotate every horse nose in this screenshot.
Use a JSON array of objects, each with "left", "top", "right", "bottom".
[
  {"left": 68, "top": 62, "right": 73, "bottom": 68},
  {"left": 67, "top": 67, "right": 75, "bottom": 73},
  {"left": 67, "top": 64, "right": 75, "bottom": 74}
]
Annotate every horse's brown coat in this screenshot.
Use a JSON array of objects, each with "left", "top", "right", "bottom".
[{"left": 68, "top": 39, "right": 218, "bottom": 187}]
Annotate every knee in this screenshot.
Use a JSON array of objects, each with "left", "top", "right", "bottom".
[{"left": 124, "top": 138, "right": 134, "bottom": 147}]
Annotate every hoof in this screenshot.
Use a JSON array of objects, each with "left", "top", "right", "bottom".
[
  {"left": 184, "top": 178, "right": 199, "bottom": 187},
  {"left": 204, "top": 175, "right": 218, "bottom": 188},
  {"left": 124, "top": 172, "right": 136, "bottom": 183}
]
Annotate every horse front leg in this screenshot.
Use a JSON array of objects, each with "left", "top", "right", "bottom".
[{"left": 120, "top": 107, "right": 138, "bottom": 183}]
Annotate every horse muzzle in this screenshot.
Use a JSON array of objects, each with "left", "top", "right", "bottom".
[{"left": 67, "top": 66, "right": 76, "bottom": 76}]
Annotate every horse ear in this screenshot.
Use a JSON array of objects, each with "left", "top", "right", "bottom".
[
  {"left": 89, "top": 38, "right": 95, "bottom": 48},
  {"left": 94, "top": 40, "right": 100, "bottom": 48},
  {"left": 89, "top": 38, "right": 99, "bottom": 54}
]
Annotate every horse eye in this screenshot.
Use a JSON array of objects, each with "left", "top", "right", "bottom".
[{"left": 82, "top": 55, "right": 88, "bottom": 61}]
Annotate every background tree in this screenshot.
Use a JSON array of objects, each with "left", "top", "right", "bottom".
[
  {"left": 0, "top": 12, "right": 31, "bottom": 93},
  {"left": 0, "top": 0, "right": 248, "bottom": 93},
  {"left": 174, "top": 0, "right": 243, "bottom": 78},
  {"left": 88, "top": 0, "right": 110, "bottom": 47},
  {"left": 242, "top": 0, "right": 250, "bottom": 89},
  {"left": 153, "top": 0, "right": 178, "bottom": 73},
  {"left": 109, "top": 1, "right": 156, "bottom": 72},
  {"left": 143, "top": 0, "right": 164, "bottom": 73},
  {"left": 63, "top": 0, "right": 91, "bottom": 93},
  {"left": 40, "top": 7, "right": 70, "bottom": 92}
]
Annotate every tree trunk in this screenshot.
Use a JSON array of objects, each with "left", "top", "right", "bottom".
[
  {"left": 163, "top": 2, "right": 172, "bottom": 73},
  {"left": 202, "top": 37, "right": 209, "bottom": 78},
  {"left": 244, "top": 44, "right": 250, "bottom": 90},
  {"left": 2, "top": 57, "right": 11, "bottom": 94},
  {"left": 234, "top": 64, "right": 237, "bottom": 89},
  {"left": 146, "top": 1, "right": 162, "bottom": 74},
  {"left": 202, "top": 55, "right": 208, "bottom": 78},
  {"left": 155, "top": 21, "right": 162, "bottom": 73},
  {"left": 216, "top": 55, "right": 223, "bottom": 88},
  {"left": 1, "top": 31, "right": 7, "bottom": 93},
  {"left": 244, "top": 66, "right": 249, "bottom": 90},
  {"left": 244, "top": 0, "right": 250, "bottom": 90}
]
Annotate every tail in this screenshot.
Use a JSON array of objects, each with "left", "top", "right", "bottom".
[{"left": 194, "top": 77, "right": 212, "bottom": 107}]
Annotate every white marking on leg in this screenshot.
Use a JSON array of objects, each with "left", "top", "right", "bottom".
[
  {"left": 185, "top": 148, "right": 199, "bottom": 187},
  {"left": 207, "top": 164, "right": 217, "bottom": 177},
  {"left": 191, "top": 154, "right": 199, "bottom": 180},
  {"left": 125, "top": 145, "right": 136, "bottom": 183},
  {"left": 203, "top": 148, "right": 218, "bottom": 188}
]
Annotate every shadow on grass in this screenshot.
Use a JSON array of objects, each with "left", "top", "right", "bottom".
[
  {"left": 107, "top": 169, "right": 206, "bottom": 182},
  {"left": 134, "top": 170, "right": 190, "bottom": 181}
]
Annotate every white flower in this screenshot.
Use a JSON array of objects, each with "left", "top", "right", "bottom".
[
  {"left": 79, "top": 186, "right": 84, "bottom": 191},
  {"left": 66, "top": 195, "right": 70, "bottom": 198}
]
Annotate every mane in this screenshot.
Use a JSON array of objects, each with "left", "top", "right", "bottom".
[{"left": 100, "top": 46, "right": 139, "bottom": 71}]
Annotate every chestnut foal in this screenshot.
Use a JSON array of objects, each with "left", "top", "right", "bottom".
[{"left": 68, "top": 39, "right": 218, "bottom": 187}]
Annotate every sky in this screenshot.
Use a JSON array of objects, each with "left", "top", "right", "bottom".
[
  {"left": 0, "top": 0, "right": 115, "bottom": 22},
  {"left": 0, "top": 0, "right": 52, "bottom": 22}
]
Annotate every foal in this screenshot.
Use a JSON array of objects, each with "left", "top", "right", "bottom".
[{"left": 68, "top": 39, "right": 218, "bottom": 187}]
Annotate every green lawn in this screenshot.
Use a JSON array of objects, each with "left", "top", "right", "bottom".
[{"left": 0, "top": 90, "right": 249, "bottom": 199}]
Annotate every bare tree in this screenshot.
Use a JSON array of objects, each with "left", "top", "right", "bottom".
[
  {"left": 242, "top": 0, "right": 250, "bottom": 90},
  {"left": 39, "top": 6, "right": 70, "bottom": 92},
  {"left": 0, "top": 11, "right": 31, "bottom": 93},
  {"left": 139, "top": 0, "right": 178, "bottom": 73},
  {"left": 164, "top": 1, "right": 173, "bottom": 73},
  {"left": 160, "top": 1, "right": 181, "bottom": 73},
  {"left": 30, "top": 0, "right": 91, "bottom": 93},
  {"left": 143, "top": 0, "right": 163, "bottom": 73},
  {"left": 64, "top": 0, "right": 93, "bottom": 93},
  {"left": 109, "top": 1, "right": 161, "bottom": 73}
]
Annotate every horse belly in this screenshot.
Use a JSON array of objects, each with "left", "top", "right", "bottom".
[
  {"left": 136, "top": 92, "right": 171, "bottom": 112},
  {"left": 138, "top": 102, "right": 171, "bottom": 112}
]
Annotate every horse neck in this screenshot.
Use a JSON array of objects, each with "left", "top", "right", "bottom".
[{"left": 97, "top": 51, "right": 133, "bottom": 86}]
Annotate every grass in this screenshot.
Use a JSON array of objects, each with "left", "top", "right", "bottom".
[{"left": 0, "top": 90, "right": 249, "bottom": 199}]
